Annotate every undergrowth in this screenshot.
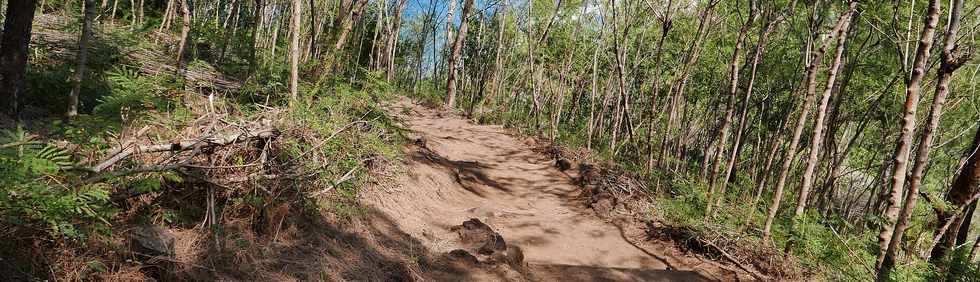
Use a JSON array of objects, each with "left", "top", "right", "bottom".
[{"left": 1, "top": 14, "right": 406, "bottom": 280}]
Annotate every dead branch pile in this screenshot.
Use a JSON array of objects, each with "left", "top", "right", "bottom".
[
  {"left": 577, "top": 163, "right": 655, "bottom": 217},
  {"left": 93, "top": 124, "right": 277, "bottom": 172},
  {"left": 648, "top": 221, "right": 804, "bottom": 280},
  {"left": 89, "top": 113, "right": 282, "bottom": 197}
]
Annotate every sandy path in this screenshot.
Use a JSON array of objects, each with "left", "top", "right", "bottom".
[{"left": 364, "top": 100, "right": 739, "bottom": 281}]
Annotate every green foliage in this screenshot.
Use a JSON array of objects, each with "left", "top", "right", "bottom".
[
  {"left": 94, "top": 66, "right": 167, "bottom": 120},
  {"left": 0, "top": 127, "right": 116, "bottom": 239},
  {"left": 282, "top": 76, "right": 403, "bottom": 217},
  {"left": 405, "top": 81, "right": 446, "bottom": 108},
  {"left": 942, "top": 249, "right": 980, "bottom": 282}
]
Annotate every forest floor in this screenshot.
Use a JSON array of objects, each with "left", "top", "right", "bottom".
[{"left": 361, "top": 98, "right": 754, "bottom": 281}]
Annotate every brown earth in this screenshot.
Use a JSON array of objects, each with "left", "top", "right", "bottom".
[{"left": 362, "top": 99, "right": 755, "bottom": 281}]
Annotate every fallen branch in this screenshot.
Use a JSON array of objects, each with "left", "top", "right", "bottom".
[
  {"left": 93, "top": 126, "right": 278, "bottom": 172},
  {"left": 86, "top": 164, "right": 181, "bottom": 184},
  {"left": 310, "top": 166, "right": 359, "bottom": 197},
  {"left": 700, "top": 238, "right": 771, "bottom": 281}
]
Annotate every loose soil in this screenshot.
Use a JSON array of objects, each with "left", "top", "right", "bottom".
[{"left": 362, "top": 99, "right": 753, "bottom": 281}]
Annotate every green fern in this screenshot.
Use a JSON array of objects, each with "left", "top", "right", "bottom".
[
  {"left": 0, "top": 128, "right": 115, "bottom": 239},
  {"left": 93, "top": 66, "right": 162, "bottom": 119}
]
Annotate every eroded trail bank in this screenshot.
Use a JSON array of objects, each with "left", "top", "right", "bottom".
[{"left": 362, "top": 99, "right": 751, "bottom": 281}]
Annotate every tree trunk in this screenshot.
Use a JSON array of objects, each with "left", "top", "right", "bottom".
[
  {"left": 444, "top": 0, "right": 473, "bottom": 108},
  {"left": 175, "top": 0, "right": 192, "bottom": 73},
  {"left": 331, "top": 0, "right": 368, "bottom": 62},
  {"left": 385, "top": 0, "right": 408, "bottom": 82},
  {"left": 706, "top": 0, "right": 755, "bottom": 214},
  {"left": 879, "top": 0, "right": 968, "bottom": 277},
  {"left": 159, "top": 0, "right": 173, "bottom": 32},
  {"left": 289, "top": 0, "right": 301, "bottom": 101},
  {"left": 0, "top": 0, "right": 38, "bottom": 118},
  {"left": 68, "top": 0, "right": 97, "bottom": 118},
  {"left": 929, "top": 128, "right": 980, "bottom": 264},
  {"left": 753, "top": 118, "right": 787, "bottom": 207},
  {"left": 792, "top": 2, "right": 854, "bottom": 219},
  {"left": 659, "top": 0, "right": 718, "bottom": 168},
  {"left": 762, "top": 5, "right": 851, "bottom": 241},
  {"left": 218, "top": 0, "right": 240, "bottom": 62},
  {"left": 875, "top": 0, "right": 942, "bottom": 275},
  {"left": 138, "top": 0, "right": 144, "bottom": 25},
  {"left": 445, "top": 0, "right": 456, "bottom": 67},
  {"left": 720, "top": 4, "right": 787, "bottom": 210},
  {"left": 587, "top": 33, "right": 601, "bottom": 150},
  {"left": 307, "top": 0, "right": 318, "bottom": 60},
  {"left": 247, "top": 0, "right": 263, "bottom": 79},
  {"left": 646, "top": 0, "right": 672, "bottom": 170},
  {"left": 957, "top": 202, "right": 977, "bottom": 245},
  {"left": 608, "top": 0, "right": 629, "bottom": 154},
  {"left": 969, "top": 233, "right": 980, "bottom": 262},
  {"left": 110, "top": 0, "right": 118, "bottom": 23}
]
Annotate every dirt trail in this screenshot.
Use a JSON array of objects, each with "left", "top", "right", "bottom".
[{"left": 364, "top": 100, "right": 748, "bottom": 281}]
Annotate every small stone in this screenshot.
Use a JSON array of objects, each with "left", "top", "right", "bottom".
[
  {"left": 477, "top": 233, "right": 507, "bottom": 255},
  {"left": 445, "top": 249, "right": 479, "bottom": 265},
  {"left": 130, "top": 225, "right": 176, "bottom": 260}
]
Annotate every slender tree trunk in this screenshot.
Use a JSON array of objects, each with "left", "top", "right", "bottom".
[
  {"left": 270, "top": 12, "right": 280, "bottom": 62},
  {"left": 138, "top": 0, "right": 144, "bottom": 25},
  {"left": 159, "top": 0, "right": 173, "bottom": 32},
  {"left": 247, "top": 0, "right": 263, "bottom": 79},
  {"left": 608, "top": 0, "right": 629, "bottom": 153},
  {"left": 444, "top": 0, "right": 473, "bottom": 108},
  {"left": 0, "top": 0, "right": 39, "bottom": 118},
  {"left": 706, "top": 0, "right": 755, "bottom": 214},
  {"left": 646, "top": 0, "right": 672, "bottom": 170},
  {"left": 879, "top": 0, "right": 968, "bottom": 277},
  {"left": 720, "top": 6, "right": 786, "bottom": 209},
  {"left": 480, "top": 3, "right": 505, "bottom": 114},
  {"left": 175, "top": 0, "right": 192, "bottom": 73},
  {"left": 445, "top": 0, "right": 456, "bottom": 67},
  {"left": 875, "top": 0, "right": 942, "bottom": 274},
  {"left": 289, "top": 0, "right": 301, "bottom": 101},
  {"left": 306, "top": 0, "right": 317, "bottom": 60},
  {"left": 659, "top": 1, "right": 717, "bottom": 168},
  {"left": 957, "top": 202, "right": 977, "bottom": 245},
  {"left": 762, "top": 6, "right": 851, "bottom": 241},
  {"left": 385, "top": 0, "right": 408, "bottom": 82},
  {"left": 110, "top": 0, "right": 118, "bottom": 23},
  {"left": 332, "top": 0, "right": 367, "bottom": 57},
  {"left": 218, "top": 0, "right": 240, "bottom": 62},
  {"left": 752, "top": 119, "right": 787, "bottom": 207},
  {"left": 786, "top": 3, "right": 855, "bottom": 254},
  {"left": 128, "top": 0, "right": 136, "bottom": 26},
  {"left": 68, "top": 0, "right": 97, "bottom": 118},
  {"left": 587, "top": 33, "right": 601, "bottom": 150},
  {"left": 793, "top": 2, "right": 854, "bottom": 217}
]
